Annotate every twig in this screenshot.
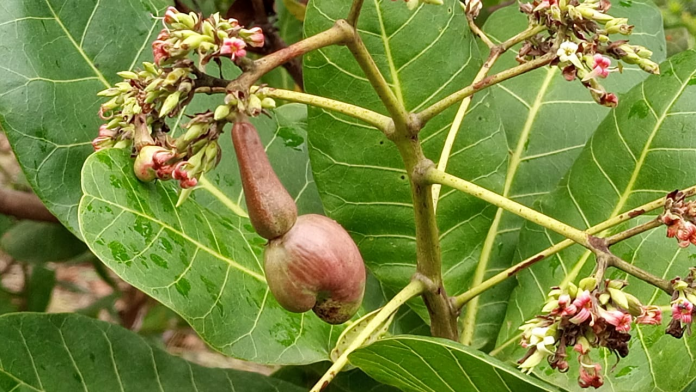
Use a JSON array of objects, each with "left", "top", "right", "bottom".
[
  {"left": 424, "top": 168, "right": 589, "bottom": 246},
  {"left": 605, "top": 218, "right": 662, "bottom": 245},
  {"left": 0, "top": 188, "right": 58, "bottom": 222},
  {"left": 227, "top": 21, "right": 352, "bottom": 92},
  {"left": 264, "top": 88, "right": 393, "bottom": 133},
  {"left": 452, "top": 184, "right": 696, "bottom": 309},
  {"left": 417, "top": 52, "right": 555, "bottom": 124},
  {"left": 310, "top": 279, "right": 426, "bottom": 392}
]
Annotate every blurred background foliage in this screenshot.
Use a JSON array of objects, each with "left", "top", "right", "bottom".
[{"left": 0, "top": 0, "right": 693, "bottom": 383}]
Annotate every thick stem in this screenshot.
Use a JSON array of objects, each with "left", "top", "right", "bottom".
[
  {"left": 227, "top": 21, "right": 352, "bottom": 91},
  {"left": 397, "top": 149, "right": 459, "bottom": 340},
  {"left": 264, "top": 88, "right": 393, "bottom": 133},
  {"left": 310, "top": 279, "right": 426, "bottom": 392},
  {"left": 425, "top": 168, "right": 589, "bottom": 246},
  {"left": 418, "top": 52, "right": 555, "bottom": 124}
]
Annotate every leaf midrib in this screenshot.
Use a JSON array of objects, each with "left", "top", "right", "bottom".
[
  {"left": 460, "top": 67, "right": 556, "bottom": 342},
  {"left": 43, "top": 0, "right": 110, "bottom": 88}
]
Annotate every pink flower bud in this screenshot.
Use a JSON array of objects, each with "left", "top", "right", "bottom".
[
  {"left": 636, "top": 305, "right": 662, "bottom": 325},
  {"left": 579, "top": 363, "right": 603, "bottom": 389},
  {"left": 240, "top": 27, "right": 265, "bottom": 48},
  {"left": 164, "top": 7, "right": 179, "bottom": 24}
]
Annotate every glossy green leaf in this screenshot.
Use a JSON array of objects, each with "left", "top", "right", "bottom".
[
  {"left": 350, "top": 335, "right": 559, "bottom": 392},
  {"left": 0, "top": 0, "right": 170, "bottom": 236},
  {"left": 0, "top": 312, "right": 305, "bottom": 392},
  {"left": 304, "top": 0, "right": 508, "bottom": 319},
  {"left": 274, "top": 362, "right": 399, "bottom": 391},
  {"left": 1, "top": 221, "right": 86, "bottom": 263},
  {"left": 495, "top": 50, "right": 696, "bottom": 390},
  {"left": 78, "top": 103, "right": 336, "bottom": 364},
  {"left": 462, "top": 0, "right": 667, "bottom": 350}
]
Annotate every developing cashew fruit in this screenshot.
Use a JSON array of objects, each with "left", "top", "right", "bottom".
[
  {"left": 264, "top": 214, "right": 366, "bottom": 324},
  {"left": 232, "top": 119, "right": 365, "bottom": 324},
  {"left": 232, "top": 119, "right": 297, "bottom": 240}
]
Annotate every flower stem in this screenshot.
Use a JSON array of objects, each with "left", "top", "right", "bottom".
[
  {"left": 425, "top": 168, "right": 589, "bottom": 246},
  {"left": 228, "top": 20, "right": 352, "bottom": 91},
  {"left": 605, "top": 218, "right": 662, "bottom": 245},
  {"left": 310, "top": 279, "right": 426, "bottom": 392},
  {"left": 264, "top": 88, "right": 393, "bottom": 133},
  {"left": 606, "top": 253, "right": 672, "bottom": 294},
  {"left": 417, "top": 52, "right": 556, "bottom": 124}
]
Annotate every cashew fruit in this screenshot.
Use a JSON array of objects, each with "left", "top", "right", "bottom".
[{"left": 264, "top": 214, "right": 366, "bottom": 324}]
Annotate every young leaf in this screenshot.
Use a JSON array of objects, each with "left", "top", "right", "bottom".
[
  {"left": 0, "top": 0, "right": 171, "bottom": 236},
  {"left": 349, "top": 335, "right": 559, "bottom": 392},
  {"left": 0, "top": 312, "right": 305, "bottom": 392},
  {"left": 495, "top": 49, "right": 696, "bottom": 390},
  {"left": 462, "top": 0, "right": 667, "bottom": 350},
  {"left": 304, "top": 0, "right": 508, "bottom": 319},
  {"left": 78, "top": 105, "right": 335, "bottom": 365}
]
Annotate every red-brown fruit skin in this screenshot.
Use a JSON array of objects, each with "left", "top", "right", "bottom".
[
  {"left": 232, "top": 120, "right": 297, "bottom": 240},
  {"left": 264, "top": 214, "right": 366, "bottom": 324}
]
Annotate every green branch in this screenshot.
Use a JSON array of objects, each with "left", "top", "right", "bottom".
[
  {"left": 453, "top": 185, "right": 696, "bottom": 310},
  {"left": 425, "top": 168, "right": 589, "bottom": 246},
  {"left": 264, "top": 88, "right": 393, "bottom": 133},
  {"left": 417, "top": 52, "right": 555, "bottom": 124}
]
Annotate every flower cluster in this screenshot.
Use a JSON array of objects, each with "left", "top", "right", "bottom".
[
  {"left": 214, "top": 86, "right": 277, "bottom": 120},
  {"left": 94, "top": 8, "right": 276, "bottom": 198},
  {"left": 666, "top": 271, "right": 696, "bottom": 338},
  {"left": 518, "top": 277, "right": 661, "bottom": 388},
  {"left": 153, "top": 7, "right": 264, "bottom": 67},
  {"left": 661, "top": 190, "right": 696, "bottom": 248},
  {"left": 518, "top": 0, "right": 659, "bottom": 107}
]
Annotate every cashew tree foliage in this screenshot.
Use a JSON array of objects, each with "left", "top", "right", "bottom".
[{"left": 2, "top": 0, "right": 696, "bottom": 391}]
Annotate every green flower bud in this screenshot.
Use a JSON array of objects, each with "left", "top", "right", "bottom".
[
  {"left": 214, "top": 104, "right": 231, "bottom": 121},
  {"left": 160, "top": 91, "right": 181, "bottom": 118},
  {"left": 608, "top": 288, "right": 629, "bottom": 310}
]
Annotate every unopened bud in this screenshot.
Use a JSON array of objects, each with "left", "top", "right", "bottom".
[
  {"left": 160, "top": 91, "right": 181, "bottom": 118},
  {"left": 608, "top": 288, "right": 629, "bottom": 310},
  {"left": 214, "top": 104, "right": 231, "bottom": 121}
]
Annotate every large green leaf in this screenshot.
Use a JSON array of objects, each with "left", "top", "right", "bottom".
[
  {"left": 78, "top": 104, "right": 336, "bottom": 365},
  {"left": 0, "top": 312, "right": 305, "bottom": 392},
  {"left": 0, "top": 0, "right": 171, "bottom": 236},
  {"left": 349, "top": 335, "right": 559, "bottom": 392},
  {"left": 461, "top": 0, "right": 667, "bottom": 350},
  {"left": 304, "top": 0, "right": 509, "bottom": 318},
  {"left": 495, "top": 50, "right": 696, "bottom": 390}
]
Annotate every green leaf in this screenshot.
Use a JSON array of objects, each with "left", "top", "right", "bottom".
[
  {"left": 0, "top": 0, "right": 171, "bottom": 236},
  {"left": 25, "top": 265, "right": 56, "bottom": 312},
  {"left": 304, "top": 0, "right": 508, "bottom": 319},
  {"left": 79, "top": 104, "right": 336, "bottom": 365},
  {"left": 1, "top": 221, "right": 86, "bottom": 263},
  {"left": 350, "top": 335, "right": 559, "bottom": 392},
  {"left": 462, "top": 0, "right": 667, "bottom": 350},
  {"left": 495, "top": 49, "right": 696, "bottom": 390},
  {"left": 0, "top": 312, "right": 305, "bottom": 392},
  {"left": 274, "top": 362, "right": 399, "bottom": 391}
]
